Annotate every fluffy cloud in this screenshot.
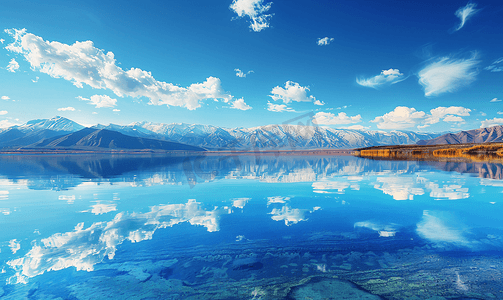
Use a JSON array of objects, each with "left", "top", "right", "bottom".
[
  {"left": 490, "top": 98, "right": 501, "bottom": 103},
  {"left": 485, "top": 58, "right": 503, "bottom": 72},
  {"left": 317, "top": 37, "right": 334, "bottom": 46},
  {"left": 424, "top": 106, "right": 471, "bottom": 125},
  {"left": 0, "top": 119, "right": 20, "bottom": 128},
  {"left": 229, "top": 0, "right": 273, "bottom": 32},
  {"left": 0, "top": 38, "right": 4, "bottom": 43},
  {"left": 267, "top": 102, "right": 295, "bottom": 112},
  {"left": 234, "top": 68, "right": 254, "bottom": 78},
  {"left": 357, "top": 68, "right": 406, "bottom": 88},
  {"left": 5, "top": 28, "right": 234, "bottom": 110},
  {"left": 1, "top": 96, "right": 10, "bottom": 100},
  {"left": 113, "top": 109, "right": 120, "bottom": 112},
  {"left": 418, "top": 54, "right": 479, "bottom": 97},
  {"left": 0, "top": 111, "right": 8, "bottom": 115},
  {"left": 79, "top": 95, "right": 117, "bottom": 108},
  {"left": 57, "top": 107, "right": 76, "bottom": 111},
  {"left": 454, "top": 2, "right": 479, "bottom": 31},
  {"left": 230, "top": 98, "right": 252, "bottom": 110},
  {"left": 312, "top": 112, "right": 362, "bottom": 125},
  {"left": 480, "top": 118, "right": 503, "bottom": 128},
  {"left": 270, "top": 81, "right": 318, "bottom": 104},
  {"left": 313, "top": 100, "right": 325, "bottom": 106},
  {"left": 6, "top": 58, "right": 19, "bottom": 73},
  {"left": 372, "top": 106, "right": 471, "bottom": 129},
  {"left": 371, "top": 106, "right": 426, "bottom": 129}
]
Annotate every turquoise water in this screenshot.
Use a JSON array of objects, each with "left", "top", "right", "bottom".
[{"left": 0, "top": 154, "right": 502, "bottom": 299}]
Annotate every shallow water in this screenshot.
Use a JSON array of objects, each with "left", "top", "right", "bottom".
[{"left": 0, "top": 154, "right": 502, "bottom": 299}]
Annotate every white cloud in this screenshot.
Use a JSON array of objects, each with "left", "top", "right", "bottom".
[
  {"left": 269, "top": 205, "right": 309, "bottom": 226},
  {"left": 371, "top": 106, "right": 426, "bottom": 130},
  {"left": 267, "top": 102, "right": 295, "bottom": 112},
  {"left": 230, "top": 0, "right": 273, "bottom": 32},
  {"left": 79, "top": 95, "right": 117, "bottom": 108},
  {"left": 424, "top": 106, "right": 471, "bottom": 125},
  {"left": 0, "top": 119, "right": 20, "bottom": 128},
  {"left": 0, "top": 111, "right": 7, "bottom": 115},
  {"left": 317, "top": 37, "right": 334, "bottom": 46},
  {"left": 418, "top": 54, "right": 479, "bottom": 97},
  {"left": 230, "top": 98, "right": 252, "bottom": 110},
  {"left": 313, "top": 100, "right": 325, "bottom": 106},
  {"left": 57, "top": 107, "right": 76, "bottom": 111},
  {"left": 82, "top": 203, "right": 117, "bottom": 215},
  {"left": 490, "top": 98, "right": 501, "bottom": 103},
  {"left": 32, "top": 76, "right": 39, "bottom": 83},
  {"left": 0, "top": 38, "right": 4, "bottom": 44},
  {"left": 232, "top": 198, "right": 251, "bottom": 209},
  {"left": 267, "top": 196, "right": 290, "bottom": 206},
  {"left": 5, "top": 28, "right": 234, "bottom": 110},
  {"left": 497, "top": 112, "right": 503, "bottom": 115},
  {"left": 9, "top": 239, "right": 21, "bottom": 254},
  {"left": 6, "top": 58, "right": 19, "bottom": 73},
  {"left": 372, "top": 106, "right": 471, "bottom": 129},
  {"left": 1, "top": 96, "right": 10, "bottom": 100},
  {"left": 113, "top": 109, "right": 120, "bottom": 112},
  {"left": 485, "top": 58, "right": 503, "bottom": 72},
  {"left": 357, "top": 68, "right": 406, "bottom": 88},
  {"left": 480, "top": 118, "right": 503, "bottom": 128},
  {"left": 312, "top": 112, "right": 362, "bottom": 125},
  {"left": 342, "top": 125, "right": 369, "bottom": 130},
  {"left": 270, "top": 81, "right": 318, "bottom": 104},
  {"left": 235, "top": 68, "right": 254, "bottom": 78},
  {"left": 454, "top": 2, "right": 479, "bottom": 31}
]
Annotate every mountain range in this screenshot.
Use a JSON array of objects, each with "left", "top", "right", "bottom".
[{"left": 1, "top": 116, "right": 503, "bottom": 152}]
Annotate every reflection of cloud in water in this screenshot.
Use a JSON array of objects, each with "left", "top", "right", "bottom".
[
  {"left": 267, "top": 196, "right": 290, "bottom": 206},
  {"left": 7, "top": 199, "right": 228, "bottom": 283},
  {"left": 269, "top": 205, "right": 319, "bottom": 226},
  {"left": 232, "top": 198, "right": 251, "bottom": 209},
  {"left": 426, "top": 183, "right": 469, "bottom": 200},
  {"left": 82, "top": 202, "right": 117, "bottom": 215},
  {"left": 0, "top": 190, "right": 9, "bottom": 200},
  {"left": 374, "top": 176, "right": 425, "bottom": 200},
  {"left": 416, "top": 210, "right": 469, "bottom": 246},
  {"left": 354, "top": 221, "right": 399, "bottom": 237},
  {"left": 9, "top": 239, "right": 20, "bottom": 254},
  {"left": 312, "top": 181, "right": 350, "bottom": 194},
  {"left": 479, "top": 178, "right": 503, "bottom": 187},
  {"left": 58, "top": 195, "right": 76, "bottom": 204}
]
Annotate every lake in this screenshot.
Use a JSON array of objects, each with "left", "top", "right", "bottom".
[{"left": 0, "top": 154, "right": 502, "bottom": 299}]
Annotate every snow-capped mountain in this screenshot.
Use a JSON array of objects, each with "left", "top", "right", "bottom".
[
  {"left": 17, "top": 116, "right": 85, "bottom": 133},
  {"left": 0, "top": 117, "right": 441, "bottom": 150}
]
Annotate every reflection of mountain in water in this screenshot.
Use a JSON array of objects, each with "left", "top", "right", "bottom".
[
  {"left": 0, "top": 155, "right": 428, "bottom": 190},
  {"left": 1, "top": 154, "right": 502, "bottom": 190},
  {"left": 427, "top": 161, "right": 503, "bottom": 180}
]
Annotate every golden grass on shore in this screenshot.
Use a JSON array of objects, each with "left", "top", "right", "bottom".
[{"left": 355, "top": 143, "right": 503, "bottom": 162}]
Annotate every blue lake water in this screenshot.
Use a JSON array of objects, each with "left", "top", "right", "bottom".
[{"left": 0, "top": 154, "right": 502, "bottom": 299}]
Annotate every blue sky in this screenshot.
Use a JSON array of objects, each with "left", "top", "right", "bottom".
[{"left": 1, "top": 0, "right": 503, "bottom": 132}]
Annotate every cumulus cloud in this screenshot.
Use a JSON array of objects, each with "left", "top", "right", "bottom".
[
  {"left": 480, "top": 118, "right": 503, "bottom": 128},
  {"left": 5, "top": 28, "right": 235, "bottom": 110},
  {"left": 0, "top": 38, "right": 4, "bottom": 43},
  {"left": 6, "top": 58, "right": 19, "bottom": 73},
  {"left": 267, "top": 102, "right": 295, "bottom": 112},
  {"left": 57, "top": 107, "right": 76, "bottom": 111},
  {"left": 113, "top": 109, "right": 120, "bottom": 112},
  {"left": 357, "top": 68, "right": 406, "bottom": 88},
  {"left": 317, "top": 37, "right": 334, "bottom": 46},
  {"left": 313, "top": 100, "right": 325, "bottom": 106},
  {"left": 372, "top": 106, "right": 471, "bottom": 129},
  {"left": 230, "top": 98, "right": 252, "bottom": 110},
  {"left": 78, "top": 95, "right": 117, "bottom": 108},
  {"left": 235, "top": 68, "right": 254, "bottom": 78},
  {"left": 230, "top": 0, "right": 273, "bottom": 32},
  {"left": 454, "top": 2, "right": 479, "bottom": 31},
  {"left": 485, "top": 58, "right": 503, "bottom": 72},
  {"left": 270, "top": 81, "right": 319, "bottom": 104},
  {"left": 32, "top": 76, "right": 39, "bottom": 83},
  {"left": 0, "top": 119, "right": 20, "bottom": 128},
  {"left": 371, "top": 106, "right": 426, "bottom": 130},
  {"left": 1, "top": 96, "right": 9, "bottom": 100},
  {"left": 490, "top": 98, "right": 501, "bottom": 103},
  {"left": 312, "top": 112, "right": 362, "bottom": 125},
  {"left": 424, "top": 106, "right": 471, "bottom": 125},
  {"left": 418, "top": 53, "right": 479, "bottom": 97},
  {"left": 0, "top": 111, "right": 8, "bottom": 115}
]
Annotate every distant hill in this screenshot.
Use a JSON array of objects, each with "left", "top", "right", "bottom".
[
  {"left": 24, "top": 128, "right": 206, "bottom": 152},
  {"left": 417, "top": 125, "right": 503, "bottom": 145}
]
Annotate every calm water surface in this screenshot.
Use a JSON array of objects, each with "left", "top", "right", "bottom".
[{"left": 0, "top": 154, "right": 502, "bottom": 299}]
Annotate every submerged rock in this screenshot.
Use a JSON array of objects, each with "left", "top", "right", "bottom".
[{"left": 287, "top": 277, "right": 381, "bottom": 300}]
